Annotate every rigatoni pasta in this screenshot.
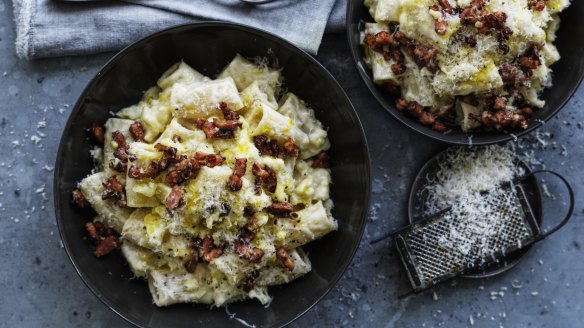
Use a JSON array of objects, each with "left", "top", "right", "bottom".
[{"left": 72, "top": 55, "right": 335, "bottom": 307}]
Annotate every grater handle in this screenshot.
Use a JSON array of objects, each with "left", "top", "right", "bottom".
[{"left": 518, "top": 170, "right": 575, "bottom": 241}]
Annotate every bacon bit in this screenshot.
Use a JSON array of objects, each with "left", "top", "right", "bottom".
[
  {"left": 243, "top": 206, "right": 255, "bottom": 218},
  {"left": 391, "top": 63, "right": 407, "bottom": 75},
  {"left": 172, "top": 134, "right": 182, "bottom": 143},
  {"left": 94, "top": 236, "right": 119, "bottom": 257},
  {"left": 195, "top": 118, "right": 213, "bottom": 136},
  {"left": 267, "top": 202, "right": 293, "bottom": 217},
  {"left": 499, "top": 45, "right": 541, "bottom": 85},
  {"left": 243, "top": 271, "right": 260, "bottom": 292},
  {"left": 460, "top": 0, "right": 486, "bottom": 25},
  {"left": 493, "top": 96, "right": 508, "bottom": 111},
  {"left": 374, "top": 31, "right": 394, "bottom": 45},
  {"left": 93, "top": 221, "right": 106, "bottom": 234},
  {"left": 227, "top": 175, "right": 243, "bottom": 191},
  {"left": 479, "top": 12, "right": 507, "bottom": 34},
  {"left": 195, "top": 152, "right": 224, "bottom": 167},
  {"left": 251, "top": 162, "right": 268, "bottom": 180},
  {"left": 72, "top": 189, "right": 88, "bottom": 208},
  {"left": 195, "top": 118, "right": 219, "bottom": 140},
  {"left": 363, "top": 34, "right": 379, "bottom": 51},
  {"left": 498, "top": 43, "right": 510, "bottom": 54},
  {"left": 480, "top": 110, "right": 530, "bottom": 129},
  {"left": 252, "top": 162, "right": 278, "bottom": 193},
  {"left": 194, "top": 114, "right": 241, "bottom": 140},
  {"left": 86, "top": 222, "right": 120, "bottom": 257},
  {"left": 460, "top": 7, "right": 478, "bottom": 25},
  {"left": 109, "top": 159, "right": 127, "bottom": 173},
  {"left": 234, "top": 239, "right": 264, "bottom": 263},
  {"left": 412, "top": 43, "right": 439, "bottom": 73},
  {"left": 253, "top": 135, "right": 289, "bottom": 159},
  {"left": 253, "top": 135, "right": 270, "bottom": 155},
  {"left": 520, "top": 107, "right": 534, "bottom": 118},
  {"left": 156, "top": 143, "right": 179, "bottom": 169},
  {"left": 499, "top": 63, "right": 530, "bottom": 86},
  {"left": 128, "top": 143, "right": 179, "bottom": 180},
  {"left": 434, "top": 19, "right": 448, "bottom": 35},
  {"left": 276, "top": 248, "right": 295, "bottom": 272},
  {"left": 419, "top": 112, "right": 436, "bottom": 126},
  {"left": 201, "top": 236, "right": 223, "bottom": 262},
  {"left": 430, "top": 3, "right": 449, "bottom": 35},
  {"left": 283, "top": 138, "right": 299, "bottom": 157},
  {"left": 407, "top": 101, "right": 424, "bottom": 118},
  {"left": 528, "top": 0, "right": 547, "bottom": 11},
  {"left": 518, "top": 56, "right": 540, "bottom": 70},
  {"left": 233, "top": 158, "right": 247, "bottom": 177},
  {"left": 227, "top": 158, "right": 248, "bottom": 192},
  {"left": 129, "top": 121, "right": 145, "bottom": 142},
  {"left": 213, "top": 119, "right": 242, "bottom": 130},
  {"left": 396, "top": 99, "right": 450, "bottom": 132},
  {"left": 219, "top": 102, "right": 240, "bottom": 120},
  {"left": 388, "top": 30, "right": 439, "bottom": 73},
  {"left": 438, "top": 0, "right": 454, "bottom": 14},
  {"left": 263, "top": 167, "right": 278, "bottom": 193},
  {"left": 85, "top": 222, "right": 100, "bottom": 240},
  {"left": 90, "top": 123, "right": 105, "bottom": 145},
  {"left": 389, "top": 48, "right": 405, "bottom": 63},
  {"left": 433, "top": 121, "right": 448, "bottom": 133},
  {"left": 128, "top": 162, "right": 158, "bottom": 179},
  {"left": 164, "top": 156, "right": 200, "bottom": 186},
  {"left": 111, "top": 131, "right": 129, "bottom": 162},
  {"left": 396, "top": 98, "right": 409, "bottom": 111},
  {"left": 101, "top": 176, "right": 127, "bottom": 207},
  {"left": 499, "top": 26, "right": 513, "bottom": 43},
  {"left": 165, "top": 186, "right": 184, "bottom": 211},
  {"left": 392, "top": 31, "right": 408, "bottom": 45},
  {"left": 311, "top": 152, "right": 330, "bottom": 169},
  {"left": 184, "top": 251, "right": 199, "bottom": 273}
]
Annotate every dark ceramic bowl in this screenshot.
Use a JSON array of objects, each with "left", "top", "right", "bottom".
[
  {"left": 347, "top": 0, "right": 584, "bottom": 145},
  {"left": 54, "top": 23, "right": 371, "bottom": 328}
]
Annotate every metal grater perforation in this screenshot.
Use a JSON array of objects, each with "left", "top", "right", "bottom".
[{"left": 393, "top": 170, "right": 574, "bottom": 293}]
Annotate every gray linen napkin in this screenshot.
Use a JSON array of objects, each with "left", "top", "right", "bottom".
[{"left": 13, "top": 0, "right": 347, "bottom": 60}]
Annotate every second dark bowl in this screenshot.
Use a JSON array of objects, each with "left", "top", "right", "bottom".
[{"left": 347, "top": 0, "right": 584, "bottom": 145}]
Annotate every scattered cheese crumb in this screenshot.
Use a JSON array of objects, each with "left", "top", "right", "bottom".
[{"left": 30, "top": 135, "right": 42, "bottom": 144}]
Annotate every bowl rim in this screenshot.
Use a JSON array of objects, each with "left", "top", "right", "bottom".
[
  {"left": 54, "top": 21, "right": 371, "bottom": 328},
  {"left": 345, "top": 0, "right": 584, "bottom": 146}
]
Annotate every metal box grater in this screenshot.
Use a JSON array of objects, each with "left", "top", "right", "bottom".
[{"left": 393, "top": 170, "right": 574, "bottom": 293}]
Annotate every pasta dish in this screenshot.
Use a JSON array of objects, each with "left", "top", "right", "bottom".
[
  {"left": 361, "top": 0, "right": 570, "bottom": 132},
  {"left": 71, "top": 55, "right": 335, "bottom": 307}
]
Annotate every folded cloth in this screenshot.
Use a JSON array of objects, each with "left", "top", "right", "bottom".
[{"left": 13, "top": 0, "right": 347, "bottom": 60}]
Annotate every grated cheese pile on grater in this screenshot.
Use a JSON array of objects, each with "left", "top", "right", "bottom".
[{"left": 423, "top": 145, "right": 525, "bottom": 265}]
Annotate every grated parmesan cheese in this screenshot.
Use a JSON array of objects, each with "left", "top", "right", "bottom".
[
  {"left": 423, "top": 145, "right": 528, "bottom": 264},
  {"left": 424, "top": 144, "right": 523, "bottom": 212}
]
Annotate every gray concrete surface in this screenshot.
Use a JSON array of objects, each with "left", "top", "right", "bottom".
[{"left": 1, "top": 1, "right": 583, "bottom": 327}]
